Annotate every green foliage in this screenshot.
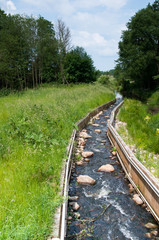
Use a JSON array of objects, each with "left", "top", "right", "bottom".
[
  {"left": 0, "top": 11, "right": 96, "bottom": 90},
  {"left": 97, "top": 74, "right": 117, "bottom": 90},
  {"left": 97, "top": 74, "right": 110, "bottom": 85},
  {"left": 65, "top": 46, "right": 96, "bottom": 83},
  {"left": 0, "top": 11, "right": 58, "bottom": 90},
  {"left": 0, "top": 84, "right": 114, "bottom": 239},
  {"left": 147, "top": 89, "right": 159, "bottom": 109},
  {"left": 118, "top": 98, "right": 159, "bottom": 154},
  {"left": 115, "top": 1, "right": 159, "bottom": 99}
]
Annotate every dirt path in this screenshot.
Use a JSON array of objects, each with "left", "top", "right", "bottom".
[{"left": 66, "top": 100, "right": 159, "bottom": 240}]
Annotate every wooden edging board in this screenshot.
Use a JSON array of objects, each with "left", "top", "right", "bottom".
[
  {"left": 49, "top": 99, "right": 116, "bottom": 240},
  {"left": 107, "top": 101, "right": 159, "bottom": 223}
]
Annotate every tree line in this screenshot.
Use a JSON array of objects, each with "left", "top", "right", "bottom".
[
  {"left": 0, "top": 10, "right": 96, "bottom": 90},
  {"left": 115, "top": 0, "right": 159, "bottom": 99}
]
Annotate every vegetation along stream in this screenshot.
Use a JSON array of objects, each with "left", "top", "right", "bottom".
[{"left": 66, "top": 98, "right": 159, "bottom": 240}]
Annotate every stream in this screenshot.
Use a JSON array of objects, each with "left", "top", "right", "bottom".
[{"left": 66, "top": 99, "right": 159, "bottom": 240}]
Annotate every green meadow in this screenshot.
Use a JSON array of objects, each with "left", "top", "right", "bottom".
[
  {"left": 0, "top": 84, "right": 114, "bottom": 239},
  {"left": 117, "top": 90, "right": 159, "bottom": 178}
]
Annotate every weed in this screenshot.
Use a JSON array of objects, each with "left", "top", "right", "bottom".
[
  {"left": 112, "top": 146, "right": 117, "bottom": 152},
  {"left": 76, "top": 154, "right": 81, "bottom": 161}
]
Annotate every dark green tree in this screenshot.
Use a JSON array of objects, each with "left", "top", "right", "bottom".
[
  {"left": 65, "top": 46, "right": 96, "bottom": 83},
  {"left": 0, "top": 11, "right": 58, "bottom": 90},
  {"left": 115, "top": 0, "right": 159, "bottom": 98},
  {"left": 36, "top": 16, "right": 58, "bottom": 84},
  {"left": 0, "top": 13, "right": 28, "bottom": 90}
]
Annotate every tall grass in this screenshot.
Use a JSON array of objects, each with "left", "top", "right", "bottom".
[
  {"left": 0, "top": 83, "right": 114, "bottom": 239},
  {"left": 117, "top": 96, "right": 159, "bottom": 178},
  {"left": 147, "top": 89, "right": 159, "bottom": 110}
]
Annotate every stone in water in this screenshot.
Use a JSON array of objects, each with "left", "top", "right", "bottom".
[
  {"left": 77, "top": 175, "right": 96, "bottom": 185},
  {"left": 82, "top": 151, "right": 94, "bottom": 158},
  {"left": 97, "top": 164, "right": 115, "bottom": 172}
]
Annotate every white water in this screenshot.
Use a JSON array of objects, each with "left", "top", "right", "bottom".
[
  {"left": 115, "top": 91, "right": 123, "bottom": 99},
  {"left": 119, "top": 225, "right": 139, "bottom": 240}
]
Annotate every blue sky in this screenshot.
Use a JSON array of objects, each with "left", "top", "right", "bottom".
[{"left": 0, "top": 0, "right": 155, "bottom": 71}]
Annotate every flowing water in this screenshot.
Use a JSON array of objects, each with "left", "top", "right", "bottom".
[{"left": 66, "top": 100, "right": 159, "bottom": 240}]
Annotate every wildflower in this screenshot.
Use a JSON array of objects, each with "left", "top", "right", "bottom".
[
  {"left": 144, "top": 115, "right": 150, "bottom": 121},
  {"left": 156, "top": 128, "right": 159, "bottom": 134}
]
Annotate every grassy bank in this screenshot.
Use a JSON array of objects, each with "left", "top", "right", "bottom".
[
  {"left": 0, "top": 83, "right": 114, "bottom": 239},
  {"left": 116, "top": 91, "right": 159, "bottom": 178}
]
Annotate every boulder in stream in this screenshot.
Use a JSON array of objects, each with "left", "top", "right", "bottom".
[
  {"left": 94, "top": 129, "right": 101, "bottom": 133},
  {"left": 82, "top": 151, "right": 94, "bottom": 158},
  {"left": 92, "top": 123, "right": 99, "bottom": 127},
  {"left": 145, "top": 222, "right": 158, "bottom": 229},
  {"left": 69, "top": 202, "right": 80, "bottom": 211},
  {"left": 97, "top": 164, "right": 115, "bottom": 172},
  {"left": 112, "top": 151, "right": 117, "bottom": 156},
  {"left": 69, "top": 196, "right": 79, "bottom": 201},
  {"left": 84, "top": 158, "right": 90, "bottom": 162},
  {"left": 74, "top": 212, "right": 81, "bottom": 218},
  {"left": 78, "top": 138, "right": 86, "bottom": 146},
  {"left": 151, "top": 230, "right": 158, "bottom": 236},
  {"left": 76, "top": 160, "right": 85, "bottom": 166},
  {"left": 145, "top": 233, "right": 152, "bottom": 238},
  {"left": 128, "top": 184, "right": 134, "bottom": 193},
  {"left": 77, "top": 175, "right": 96, "bottom": 185},
  {"left": 132, "top": 194, "right": 143, "bottom": 205},
  {"left": 79, "top": 132, "right": 92, "bottom": 139}
]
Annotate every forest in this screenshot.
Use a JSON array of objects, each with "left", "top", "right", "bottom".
[
  {"left": 115, "top": 0, "right": 159, "bottom": 100},
  {"left": 0, "top": 10, "right": 96, "bottom": 90}
]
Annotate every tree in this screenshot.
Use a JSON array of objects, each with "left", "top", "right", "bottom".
[
  {"left": 36, "top": 16, "right": 58, "bottom": 84},
  {"left": 56, "top": 19, "right": 72, "bottom": 84},
  {"left": 0, "top": 12, "right": 28, "bottom": 90},
  {"left": 65, "top": 46, "right": 96, "bottom": 83},
  {"left": 0, "top": 11, "right": 58, "bottom": 90},
  {"left": 0, "top": 10, "right": 96, "bottom": 90},
  {"left": 115, "top": 1, "right": 159, "bottom": 99}
]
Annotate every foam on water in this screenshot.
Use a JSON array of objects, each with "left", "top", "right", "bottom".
[
  {"left": 119, "top": 225, "right": 139, "bottom": 240},
  {"left": 83, "top": 188, "right": 93, "bottom": 198},
  {"left": 111, "top": 201, "right": 128, "bottom": 217},
  {"left": 95, "top": 186, "right": 111, "bottom": 199},
  {"left": 92, "top": 148, "right": 102, "bottom": 152}
]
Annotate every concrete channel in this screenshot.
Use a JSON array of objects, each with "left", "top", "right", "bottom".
[{"left": 50, "top": 98, "right": 159, "bottom": 240}]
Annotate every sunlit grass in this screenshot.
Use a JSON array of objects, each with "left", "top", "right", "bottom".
[
  {"left": 0, "top": 83, "right": 114, "bottom": 239},
  {"left": 116, "top": 96, "right": 159, "bottom": 179}
]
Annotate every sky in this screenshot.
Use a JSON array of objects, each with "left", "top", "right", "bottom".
[{"left": 0, "top": 0, "right": 155, "bottom": 71}]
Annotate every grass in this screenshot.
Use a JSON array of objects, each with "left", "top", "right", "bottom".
[
  {"left": 147, "top": 89, "right": 159, "bottom": 109},
  {"left": 116, "top": 94, "right": 159, "bottom": 179},
  {"left": 0, "top": 83, "right": 114, "bottom": 239}
]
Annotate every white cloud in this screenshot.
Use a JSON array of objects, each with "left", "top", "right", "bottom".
[
  {"left": 23, "top": 0, "right": 74, "bottom": 16},
  {"left": 71, "top": 0, "right": 127, "bottom": 10},
  {"left": 72, "top": 31, "right": 118, "bottom": 57},
  {"left": 0, "top": 0, "right": 16, "bottom": 12},
  {"left": 0, "top": 0, "right": 5, "bottom": 8},
  {"left": 7, "top": 0, "right": 16, "bottom": 11}
]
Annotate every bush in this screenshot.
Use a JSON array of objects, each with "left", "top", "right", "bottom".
[{"left": 97, "top": 75, "right": 110, "bottom": 85}]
